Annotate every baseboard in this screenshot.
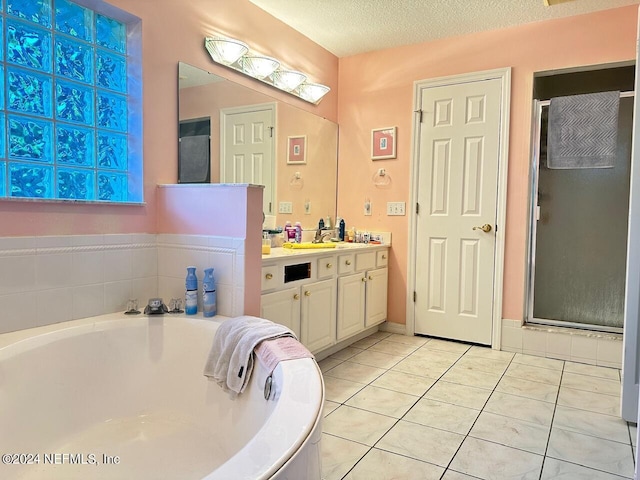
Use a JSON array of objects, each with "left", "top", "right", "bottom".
[{"left": 379, "top": 321, "right": 406, "bottom": 335}]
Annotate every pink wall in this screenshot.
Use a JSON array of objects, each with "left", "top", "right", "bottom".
[
  {"left": 0, "top": 0, "right": 338, "bottom": 237},
  {"left": 336, "top": 6, "right": 638, "bottom": 325}
]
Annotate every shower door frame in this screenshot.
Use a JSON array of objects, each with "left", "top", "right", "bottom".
[{"left": 525, "top": 91, "right": 634, "bottom": 334}]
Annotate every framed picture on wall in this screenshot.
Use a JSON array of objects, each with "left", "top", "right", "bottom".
[
  {"left": 287, "top": 135, "right": 307, "bottom": 164},
  {"left": 371, "top": 126, "right": 397, "bottom": 160}
]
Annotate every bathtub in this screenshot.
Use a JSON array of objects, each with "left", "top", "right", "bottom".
[{"left": 0, "top": 313, "right": 324, "bottom": 480}]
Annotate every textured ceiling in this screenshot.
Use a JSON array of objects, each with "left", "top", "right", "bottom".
[{"left": 249, "top": 0, "right": 640, "bottom": 57}]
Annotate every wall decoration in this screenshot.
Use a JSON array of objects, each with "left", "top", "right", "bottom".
[
  {"left": 371, "top": 126, "right": 397, "bottom": 160},
  {"left": 287, "top": 135, "right": 307, "bottom": 164}
]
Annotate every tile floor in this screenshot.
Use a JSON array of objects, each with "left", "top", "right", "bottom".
[{"left": 319, "top": 331, "right": 637, "bottom": 480}]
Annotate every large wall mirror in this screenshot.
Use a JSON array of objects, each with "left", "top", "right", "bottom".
[{"left": 178, "top": 62, "right": 338, "bottom": 227}]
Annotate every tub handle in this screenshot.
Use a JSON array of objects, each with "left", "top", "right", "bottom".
[{"left": 264, "top": 375, "right": 273, "bottom": 400}]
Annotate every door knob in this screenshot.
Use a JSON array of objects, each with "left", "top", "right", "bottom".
[{"left": 473, "top": 224, "right": 492, "bottom": 233}]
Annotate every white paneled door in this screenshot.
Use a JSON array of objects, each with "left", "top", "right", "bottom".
[
  {"left": 414, "top": 77, "right": 504, "bottom": 345},
  {"left": 221, "top": 104, "right": 275, "bottom": 216}
]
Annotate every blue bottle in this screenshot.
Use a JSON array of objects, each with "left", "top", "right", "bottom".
[
  {"left": 185, "top": 266, "right": 198, "bottom": 315},
  {"left": 339, "top": 219, "right": 346, "bottom": 241},
  {"left": 202, "top": 268, "right": 217, "bottom": 318}
]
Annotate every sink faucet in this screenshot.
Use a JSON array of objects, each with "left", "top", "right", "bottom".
[{"left": 313, "top": 229, "right": 332, "bottom": 243}]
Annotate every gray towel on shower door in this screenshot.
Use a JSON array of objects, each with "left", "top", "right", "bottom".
[
  {"left": 203, "top": 315, "right": 296, "bottom": 396},
  {"left": 547, "top": 91, "right": 619, "bottom": 169}
]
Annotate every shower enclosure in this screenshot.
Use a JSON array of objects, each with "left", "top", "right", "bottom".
[{"left": 527, "top": 66, "right": 634, "bottom": 333}]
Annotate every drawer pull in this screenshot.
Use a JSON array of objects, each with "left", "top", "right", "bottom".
[
  {"left": 265, "top": 273, "right": 273, "bottom": 280},
  {"left": 369, "top": 275, "right": 374, "bottom": 280},
  {"left": 326, "top": 263, "right": 333, "bottom": 269},
  {"left": 382, "top": 254, "right": 387, "bottom": 260},
  {"left": 361, "top": 277, "right": 367, "bottom": 282},
  {"left": 293, "top": 293, "right": 300, "bottom": 300},
  {"left": 345, "top": 260, "right": 352, "bottom": 265},
  {"left": 304, "top": 290, "right": 311, "bottom": 296}
]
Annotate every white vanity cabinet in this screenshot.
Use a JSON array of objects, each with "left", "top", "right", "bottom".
[{"left": 261, "top": 244, "right": 389, "bottom": 356}]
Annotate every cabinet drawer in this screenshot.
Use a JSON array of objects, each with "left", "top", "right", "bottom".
[
  {"left": 338, "top": 253, "right": 355, "bottom": 275},
  {"left": 261, "top": 265, "right": 279, "bottom": 291},
  {"left": 317, "top": 256, "right": 335, "bottom": 279},
  {"left": 355, "top": 251, "right": 376, "bottom": 271},
  {"left": 377, "top": 250, "right": 388, "bottom": 267}
]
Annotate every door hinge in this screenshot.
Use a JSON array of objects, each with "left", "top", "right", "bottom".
[
  {"left": 415, "top": 203, "right": 420, "bottom": 215},
  {"left": 269, "top": 202, "right": 272, "bottom": 213},
  {"left": 495, "top": 224, "right": 498, "bottom": 233},
  {"left": 269, "top": 127, "right": 274, "bottom": 138},
  {"left": 413, "top": 291, "right": 417, "bottom": 302},
  {"left": 414, "top": 109, "right": 423, "bottom": 123}
]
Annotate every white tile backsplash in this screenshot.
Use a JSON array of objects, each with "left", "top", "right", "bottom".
[
  {"left": 0, "top": 233, "right": 246, "bottom": 334},
  {"left": 501, "top": 320, "right": 622, "bottom": 368}
]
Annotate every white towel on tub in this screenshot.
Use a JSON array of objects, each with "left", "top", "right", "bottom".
[{"left": 203, "top": 316, "right": 296, "bottom": 396}]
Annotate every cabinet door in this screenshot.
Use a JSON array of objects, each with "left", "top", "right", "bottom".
[
  {"left": 301, "top": 279, "right": 336, "bottom": 353},
  {"left": 261, "top": 287, "right": 301, "bottom": 338},
  {"left": 337, "top": 272, "right": 366, "bottom": 341},
  {"left": 366, "top": 267, "right": 388, "bottom": 327}
]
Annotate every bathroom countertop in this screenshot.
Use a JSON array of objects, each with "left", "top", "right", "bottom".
[{"left": 262, "top": 242, "right": 389, "bottom": 260}]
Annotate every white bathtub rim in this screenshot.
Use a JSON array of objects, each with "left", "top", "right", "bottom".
[{"left": 0, "top": 313, "right": 325, "bottom": 480}]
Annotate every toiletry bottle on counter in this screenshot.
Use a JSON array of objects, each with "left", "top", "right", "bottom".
[
  {"left": 285, "top": 221, "right": 296, "bottom": 243},
  {"left": 295, "top": 222, "right": 302, "bottom": 243},
  {"left": 202, "top": 268, "right": 217, "bottom": 317},
  {"left": 318, "top": 218, "right": 325, "bottom": 230},
  {"left": 325, "top": 215, "right": 332, "bottom": 229},
  {"left": 185, "top": 266, "right": 198, "bottom": 315},
  {"left": 339, "top": 219, "right": 346, "bottom": 241}
]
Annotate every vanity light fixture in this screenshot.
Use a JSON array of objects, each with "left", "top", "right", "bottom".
[{"left": 204, "top": 35, "right": 330, "bottom": 104}]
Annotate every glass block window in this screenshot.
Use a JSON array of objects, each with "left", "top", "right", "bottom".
[{"left": 0, "top": 0, "right": 143, "bottom": 202}]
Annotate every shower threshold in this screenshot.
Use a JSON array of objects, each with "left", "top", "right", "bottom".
[{"left": 528, "top": 317, "right": 623, "bottom": 335}]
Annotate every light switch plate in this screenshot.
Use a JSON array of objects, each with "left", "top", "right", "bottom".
[
  {"left": 364, "top": 200, "right": 372, "bottom": 216},
  {"left": 279, "top": 201, "right": 293, "bottom": 214},
  {"left": 387, "top": 202, "right": 406, "bottom": 216}
]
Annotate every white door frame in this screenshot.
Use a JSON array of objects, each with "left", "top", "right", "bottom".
[
  {"left": 407, "top": 67, "right": 511, "bottom": 348},
  {"left": 220, "top": 102, "right": 277, "bottom": 213}
]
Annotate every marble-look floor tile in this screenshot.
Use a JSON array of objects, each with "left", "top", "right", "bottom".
[
  {"left": 513, "top": 353, "right": 564, "bottom": 371},
  {"left": 541, "top": 457, "right": 630, "bottom": 479},
  {"left": 345, "top": 385, "right": 418, "bottom": 418},
  {"left": 371, "top": 370, "right": 437, "bottom": 396},
  {"left": 323, "top": 405, "right": 397, "bottom": 446},
  {"left": 440, "top": 365, "right": 502, "bottom": 390},
  {"left": 343, "top": 448, "right": 444, "bottom": 480},
  {"left": 561, "top": 372, "right": 621, "bottom": 396},
  {"left": 547, "top": 428, "right": 635, "bottom": 477},
  {"left": 424, "top": 381, "right": 492, "bottom": 410},
  {"left": 377, "top": 420, "right": 465, "bottom": 467},
  {"left": 321, "top": 433, "right": 369, "bottom": 480},
  {"left": 505, "top": 362, "right": 562, "bottom": 385},
  {"left": 323, "top": 400, "right": 340, "bottom": 417},
  {"left": 630, "top": 424, "right": 637, "bottom": 447},
  {"left": 411, "top": 347, "right": 464, "bottom": 363},
  {"left": 368, "top": 331, "right": 393, "bottom": 340},
  {"left": 450, "top": 436, "right": 543, "bottom": 480},
  {"left": 384, "top": 333, "right": 429, "bottom": 346},
  {"left": 496, "top": 375, "right": 559, "bottom": 403},
  {"left": 350, "top": 337, "right": 382, "bottom": 349},
  {"left": 564, "top": 361, "right": 620, "bottom": 381},
  {"left": 484, "top": 391, "right": 555, "bottom": 426},
  {"left": 319, "top": 357, "right": 343, "bottom": 372},
  {"left": 469, "top": 411, "right": 550, "bottom": 454},
  {"left": 323, "top": 376, "right": 366, "bottom": 403},
  {"left": 404, "top": 398, "right": 480, "bottom": 435},
  {"left": 441, "top": 471, "right": 482, "bottom": 480},
  {"left": 325, "top": 360, "right": 387, "bottom": 384},
  {"left": 454, "top": 355, "right": 511, "bottom": 375},
  {"left": 557, "top": 386, "right": 620, "bottom": 416},
  {"left": 392, "top": 356, "right": 453, "bottom": 378},
  {"left": 422, "top": 338, "right": 471, "bottom": 354},
  {"left": 369, "top": 339, "right": 419, "bottom": 356},
  {"left": 553, "top": 405, "right": 630, "bottom": 444},
  {"left": 465, "top": 346, "right": 515, "bottom": 361},
  {"left": 350, "top": 349, "right": 405, "bottom": 369},
  {"left": 330, "top": 346, "right": 364, "bottom": 361}
]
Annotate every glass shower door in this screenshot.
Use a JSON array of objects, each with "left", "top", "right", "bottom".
[{"left": 529, "top": 97, "right": 633, "bottom": 331}]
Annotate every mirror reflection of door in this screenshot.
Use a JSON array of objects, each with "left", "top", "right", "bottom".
[{"left": 220, "top": 104, "right": 276, "bottom": 216}]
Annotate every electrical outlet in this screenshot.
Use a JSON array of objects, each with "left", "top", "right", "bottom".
[
  {"left": 278, "top": 201, "right": 293, "bottom": 214},
  {"left": 304, "top": 200, "right": 311, "bottom": 215},
  {"left": 387, "top": 202, "right": 406, "bottom": 216},
  {"left": 364, "top": 200, "right": 372, "bottom": 216}
]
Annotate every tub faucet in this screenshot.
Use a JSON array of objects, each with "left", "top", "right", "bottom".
[{"left": 313, "top": 229, "right": 332, "bottom": 243}]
